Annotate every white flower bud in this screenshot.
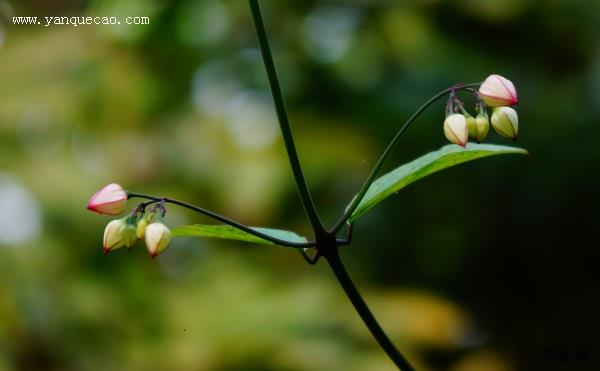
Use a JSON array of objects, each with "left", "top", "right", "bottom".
[
  {"left": 491, "top": 107, "right": 519, "bottom": 140},
  {"left": 145, "top": 222, "right": 172, "bottom": 258},
  {"left": 103, "top": 219, "right": 127, "bottom": 253},
  {"left": 443, "top": 114, "right": 468, "bottom": 147}
]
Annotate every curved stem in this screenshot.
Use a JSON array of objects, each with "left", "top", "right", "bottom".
[
  {"left": 248, "top": 0, "right": 326, "bottom": 238},
  {"left": 330, "top": 83, "right": 481, "bottom": 234},
  {"left": 127, "top": 192, "right": 315, "bottom": 249},
  {"left": 323, "top": 247, "right": 416, "bottom": 371}
]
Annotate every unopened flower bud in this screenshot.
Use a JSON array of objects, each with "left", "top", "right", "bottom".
[
  {"left": 465, "top": 113, "right": 477, "bottom": 139},
  {"left": 123, "top": 221, "right": 137, "bottom": 248},
  {"left": 474, "top": 111, "right": 490, "bottom": 143},
  {"left": 145, "top": 222, "right": 172, "bottom": 258},
  {"left": 136, "top": 218, "right": 149, "bottom": 239},
  {"left": 478, "top": 74, "right": 518, "bottom": 107},
  {"left": 103, "top": 218, "right": 127, "bottom": 253},
  {"left": 87, "top": 183, "right": 128, "bottom": 215},
  {"left": 443, "top": 114, "right": 468, "bottom": 147},
  {"left": 491, "top": 107, "right": 519, "bottom": 140}
]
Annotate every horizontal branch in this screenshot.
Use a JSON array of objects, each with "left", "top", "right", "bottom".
[{"left": 127, "top": 192, "right": 316, "bottom": 248}]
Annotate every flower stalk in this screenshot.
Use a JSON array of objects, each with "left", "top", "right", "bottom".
[{"left": 330, "top": 82, "right": 481, "bottom": 234}]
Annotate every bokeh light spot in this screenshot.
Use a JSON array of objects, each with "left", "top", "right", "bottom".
[
  {"left": 192, "top": 60, "right": 242, "bottom": 119},
  {"left": 224, "top": 90, "right": 279, "bottom": 150},
  {"left": 176, "top": 0, "right": 230, "bottom": 46},
  {"left": 0, "top": 174, "right": 42, "bottom": 246},
  {"left": 303, "top": 7, "right": 360, "bottom": 63}
]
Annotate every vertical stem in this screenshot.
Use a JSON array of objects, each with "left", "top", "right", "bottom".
[
  {"left": 248, "top": 0, "right": 326, "bottom": 237},
  {"left": 324, "top": 248, "right": 416, "bottom": 371}
]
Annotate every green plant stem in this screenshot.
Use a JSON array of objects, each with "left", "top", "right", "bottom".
[
  {"left": 248, "top": 0, "right": 326, "bottom": 238},
  {"left": 330, "top": 83, "right": 481, "bottom": 234},
  {"left": 127, "top": 192, "right": 315, "bottom": 248},
  {"left": 323, "top": 247, "right": 416, "bottom": 371}
]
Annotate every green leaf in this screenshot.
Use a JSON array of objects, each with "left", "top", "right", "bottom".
[
  {"left": 171, "top": 224, "right": 308, "bottom": 246},
  {"left": 349, "top": 143, "right": 528, "bottom": 222}
]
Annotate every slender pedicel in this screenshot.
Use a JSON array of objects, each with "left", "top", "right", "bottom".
[{"left": 330, "top": 83, "right": 481, "bottom": 234}]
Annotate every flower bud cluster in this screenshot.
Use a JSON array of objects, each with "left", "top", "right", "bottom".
[
  {"left": 87, "top": 184, "right": 172, "bottom": 258},
  {"left": 443, "top": 74, "right": 519, "bottom": 146}
]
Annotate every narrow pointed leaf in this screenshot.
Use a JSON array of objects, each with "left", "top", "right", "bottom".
[
  {"left": 171, "top": 224, "right": 307, "bottom": 246},
  {"left": 349, "top": 143, "right": 528, "bottom": 222}
]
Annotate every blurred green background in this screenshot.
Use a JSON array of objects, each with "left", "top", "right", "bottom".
[{"left": 1, "top": 0, "right": 599, "bottom": 370}]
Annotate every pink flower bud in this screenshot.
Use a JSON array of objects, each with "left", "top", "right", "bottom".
[
  {"left": 478, "top": 74, "right": 518, "bottom": 107},
  {"left": 145, "top": 222, "right": 172, "bottom": 258},
  {"left": 87, "top": 183, "right": 127, "bottom": 215},
  {"left": 443, "top": 114, "right": 468, "bottom": 147}
]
